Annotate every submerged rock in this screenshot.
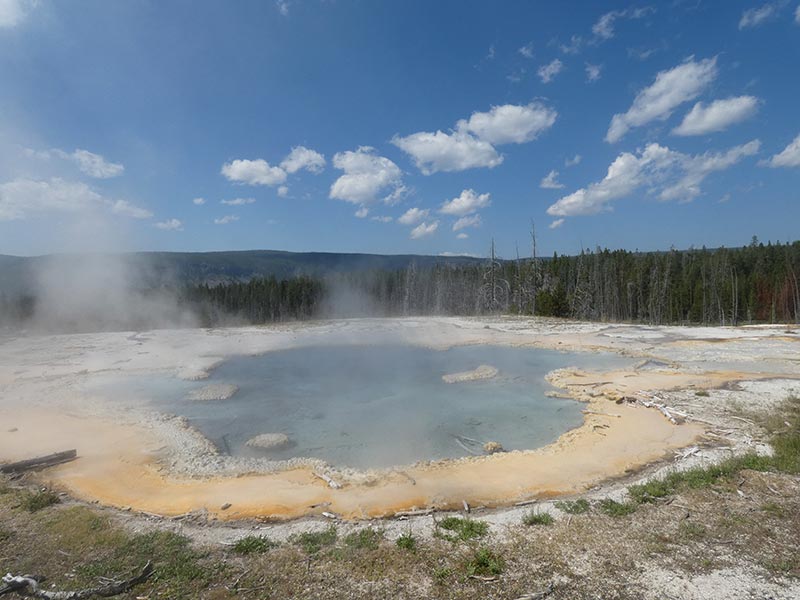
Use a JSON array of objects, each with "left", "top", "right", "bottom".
[
  {"left": 442, "top": 364, "right": 499, "bottom": 384},
  {"left": 483, "top": 441, "right": 504, "bottom": 454},
  {"left": 245, "top": 433, "right": 292, "bottom": 450},
  {"left": 186, "top": 383, "right": 238, "bottom": 401}
]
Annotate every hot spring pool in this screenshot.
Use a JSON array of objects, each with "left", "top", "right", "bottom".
[{"left": 89, "top": 344, "right": 632, "bottom": 469}]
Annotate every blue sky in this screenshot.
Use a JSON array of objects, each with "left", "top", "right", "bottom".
[{"left": 1, "top": 0, "right": 799, "bottom": 258}]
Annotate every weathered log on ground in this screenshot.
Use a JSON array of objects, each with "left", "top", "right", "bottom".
[
  {"left": 0, "top": 450, "right": 77, "bottom": 474},
  {"left": 0, "top": 561, "right": 152, "bottom": 599}
]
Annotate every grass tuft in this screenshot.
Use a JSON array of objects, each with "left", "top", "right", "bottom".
[
  {"left": 436, "top": 517, "right": 489, "bottom": 542},
  {"left": 233, "top": 535, "right": 277, "bottom": 554},
  {"left": 464, "top": 547, "right": 505, "bottom": 577},
  {"left": 395, "top": 532, "right": 416, "bottom": 552},
  {"left": 290, "top": 525, "right": 338, "bottom": 555},
  {"left": 22, "top": 490, "right": 60, "bottom": 512},
  {"left": 598, "top": 498, "right": 637, "bottom": 517},
  {"left": 522, "top": 511, "right": 554, "bottom": 526},
  {"left": 344, "top": 527, "right": 382, "bottom": 551}
]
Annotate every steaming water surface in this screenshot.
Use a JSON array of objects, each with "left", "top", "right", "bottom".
[{"left": 88, "top": 344, "right": 632, "bottom": 469}]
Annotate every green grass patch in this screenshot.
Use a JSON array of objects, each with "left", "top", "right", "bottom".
[
  {"left": 678, "top": 521, "right": 707, "bottom": 540},
  {"left": 344, "top": 527, "right": 382, "bottom": 551},
  {"left": 22, "top": 490, "right": 60, "bottom": 512},
  {"left": 464, "top": 547, "right": 505, "bottom": 577},
  {"left": 0, "top": 527, "right": 12, "bottom": 542},
  {"left": 395, "top": 532, "right": 416, "bottom": 552},
  {"left": 598, "top": 498, "right": 637, "bottom": 517},
  {"left": 435, "top": 517, "right": 489, "bottom": 542},
  {"left": 555, "top": 498, "right": 590, "bottom": 514},
  {"left": 233, "top": 535, "right": 277, "bottom": 554},
  {"left": 290, "top": 525, "right": 338, "bottom": 555},
  {"left": 522, "top": 511, "right": 554, "bottom": 526}
]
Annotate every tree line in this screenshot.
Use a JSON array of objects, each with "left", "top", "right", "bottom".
[{"left": 2, "top": 237, "right": 798, "bottom": 331}]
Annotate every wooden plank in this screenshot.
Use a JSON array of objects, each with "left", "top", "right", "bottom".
[{"left": 0, "top": 449, "right": 77, "bottom": 474}]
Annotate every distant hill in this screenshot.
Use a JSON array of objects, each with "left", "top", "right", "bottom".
[{"left": 0, "top": 250, "right": 485, "bottom": 296}]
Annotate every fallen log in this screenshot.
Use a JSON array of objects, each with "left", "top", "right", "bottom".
[
  {"left": 312, "top": 472, "right": 341, "bottom": 489},
  {"left": 514, "top": 582, "right": 555, "bottom": 600},
  {"left": 0, "top": 450, "right": 77, "bottom": 474},
  {"left": 0, "top": 561, "right": 152, "bottom": 599}
]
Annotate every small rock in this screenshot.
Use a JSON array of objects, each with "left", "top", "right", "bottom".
[
  {"left": 245, "top": 433, "right": 292, "bottom": 450},
  {"left": 7, "top": 427, "right": 17, "bottom": 432},
  {"left": 483, "top": 441, "right": 504, "bottom": 454},
  {"left": 220, "top": 503, "right": 232, "bottom": 511}
]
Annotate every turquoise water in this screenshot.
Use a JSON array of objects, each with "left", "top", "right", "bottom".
[{"left": 86, "top": 344, "right": 631, "bottom": 469}]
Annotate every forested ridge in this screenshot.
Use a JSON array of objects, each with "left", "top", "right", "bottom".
[
  {"left": 180, "top": 238, "right": 800, "bottom": 327},
  {"left": 2, "top": 238, "right": 798, "bottom": 330}
]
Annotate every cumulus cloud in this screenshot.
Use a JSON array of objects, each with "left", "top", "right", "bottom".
[
  {"left": 796, "top": 4, "right": 800, "bottom": 23},
  {"left": 155, "top": 218, "right": 183, "bottom": 231},
  {"left": 410, "top": 221, "right": 439, "bottom": 239},
  {"left": 109, "top": 199, "right": 153, "bottom": 219},
  {"left": 277, "top": 185, "right": 289, "bottom": 197},
  {"left": 560, "top": 35, "right": 583, "bottom": 54},
  {"left": 371, "top": 215, "right": 393, "bottom": 223},
  {"left": 279, "top": 145, "right": 326, "bottom": 174},
  {"left": 672, "top": 96, "right": 759, "bottom": 136},
  {"left": 457, "top": 102, "right": 557, "bottom": 145},
  {"left": 585, "top": 63, "right": 602, "bottom": 82},
  {"left": 739, "top": 3, "right": 781, "bottom": 29},
  {"left": 221, "top": 158, "right": 287, "bottom": 186},
  {"left": 220, "top": 197, "right": 256, "bottom": 206},
  {"left": 67, "top": 149, "right": 125, "bottom": 179},
  {"left": 192, "top": 197, "right": 206, "bottom": 205},
  {"left": 439, "top": 189, "right": 491, "bottom": 216},
  {"left": 538, "top": 59, "right": 563, "bottom": 83},
  {"left": 540, "top": 169, "right": 565, "bottom": 189},
  {"left": 0, "top": 178, "right": 150, "bottom": 221},
  {"left": 214, "top": 215, "right": 239, "bottom": 225},
  {"left": 763, "top": 133, "right": 800, "bottom": 167},
  {"left": 565, "top": 154, "right": 582, "bottom": 167},
  {"left": 0, "top": 0, "right": 33, "bottom": 28},
  {"left": 549, "top": 218, "right": 565, "bottom": 229},
  {"left": 275, "top": 0, "right": 291, "bottom": 16},
  {"left": 398, "top": 207, "right": 430, "bottom": 225},
  {"left": 452, "top": 214, "right": 482, "bottom": 231},
  {"left": 606, "top": 56, "right": 718, "bottom": 143},
  {"left": 546, "top": 139, "right": 760, "bottom": 218},
  {"left": 393, "top": 102, "right": 556, "bottom": 174},
  {"left": 329, "top": 146, "right": 404, "bottom": 205},
  {"left": 456, "top": 232, "right": 469, "bottom": 239},
  {"left": 354, "top": 207, "right": 369, "bottom": 218},
  {"left": 392, "top": 130, "right": 502, "bottom": 174}
]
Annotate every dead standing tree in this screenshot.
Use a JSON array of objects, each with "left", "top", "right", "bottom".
[{"left": 480, "top": 239, "right": 510, "bottom": 313}]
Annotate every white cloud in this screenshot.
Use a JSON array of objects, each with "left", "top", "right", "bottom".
[
  {"left": 192, "top": 197, "right": 206, "bottom": 205},
  {"left": 67, "top": 149, "right": 124, "bottom": 179},
  {"left": 796, "top": 4, "right": 800, "bottom": 23},
  {"left": 672, "top": 96, "right": 759, "bottom": 136},
  {"left": 739, "top": 3, "right": 780, "bottom": 29},
  {"left": 763, "top": 133, "right": 800, "bottom": 167},
  {"left": 277, "top": 185, "right": 289, "bottom": 197},
  {"left": 214, "top": 215, "right": 239, "bottom": 225},
  {"left": 221, "top": 158, "right": 287, "bottom": 186},
  {"left": 279, "top": 145, "right": 326, "bottom": 174},
  {"left": 354, "top": 207, "right": 369, "bottom": 218},
  {"left": 329, "top": 146, "right": 403, "bottom": 205},
  {"left": 410, "top": 221, "right": 439, "bottom": 239},
  {"left": 0, "top": 178, "right": 153, "bottom": 221},
  {"left": 549, "top": 218, "right": 565, "bottom": 229},
  {"left": 393, "top": 102, "right": 556, "bottom": 174},
  {"left": 585, "top": 63, "right": 602, "bottom": 82},
  {"left": 518, "top": 42, "right": 534, "bottom": 59},
  {"left": 452, "top": 214, "right": 482, "bottom": 231},
  {"left": 275, "top": 0, "right": 290, "bottom": 16},
  {"left": 398, "top": 207, "right": 429, "bottom": 225},
  {"left": 565, "top": 154, "right": 582, "bottom": 167},
  {"left": 439, "top": 189, "right": 491, "bottom": 216},
  {"left": 457, "top": 102, "right": 557, "bottom": 145},
  {"left": 546, "top": 139, "right": 760, "bottom": 218},
  {"left": 392, "top": 130, "right": 502, "bottom": 174},
  {"left": 592, "top": 7, "right": 654, "bottom": 41},
  {"left": 606, "top": 56, "right": 718, "bottom": 143},
  {"left": 560, "top": 35, "right": 583, "bottom": 54},
  {"left": 540, "top": 169, "right": 565, "bottom": 189},
  {"left": 0, "top": 0, "right": 33, "bottom": 28},
  {"left": 537, "top": 59, "right": 563, "bottom": 83},
  {"left": 155, "top": 218, "right": 183, "bottom": 231},
  {"left": 110, "top": 199, "right": 153, "bottom": 219},
  {"left": 371, "top": 215, "right": 393, "bottom": 223},
  {"left": 456, "top": 232, "right": 469, "bottom": 239},
  {"left": 220, "top": 197, "right": 256, "bottom": 206}
]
